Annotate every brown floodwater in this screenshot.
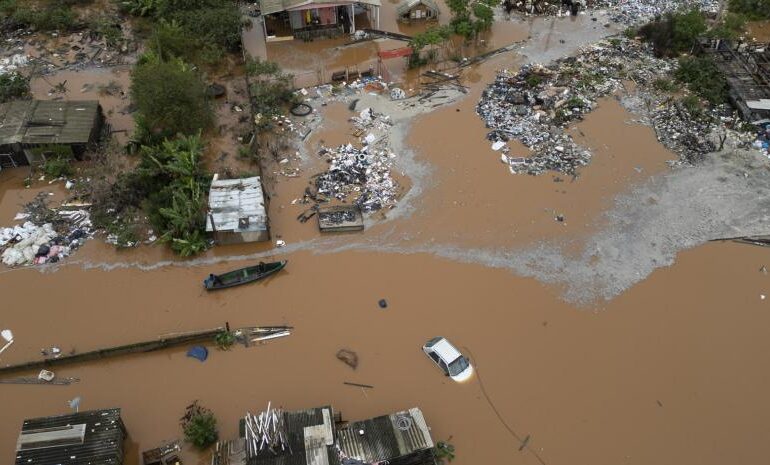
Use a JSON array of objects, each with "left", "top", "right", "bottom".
[
  {"left": 2, "top": 11, "right": 769, "bottom": 465},
  {"left": 2, "top": 242, "right": 770, "bottom": 465}
]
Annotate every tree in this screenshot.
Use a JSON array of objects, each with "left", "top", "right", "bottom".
[
  {"left": 447, "top": 0, "right": 499, "bottom": 39},
  {"left": 638, "top": 10, "right": 707, "bottom": 57},
  {"left": 181, "top": 401, "right": 218, "bottom": 449},
  {"left": 409, "top": 25, "right": 453, "bottom": 67},
  {"left": 131, "top": 58, "right": 212, "bottom": 137},
  {"left": 246, "top": 58, "right": 297, "bottom": 128}
]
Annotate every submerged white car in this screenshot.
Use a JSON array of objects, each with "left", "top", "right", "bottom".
[{"left": 422, "top": 337, "right": 474, "bottom": 382}]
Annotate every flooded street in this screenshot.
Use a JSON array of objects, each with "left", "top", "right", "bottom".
[
  {"left": 2, "top": 242, "right": 770, "bottom": 465},
  {"left": 2, "top": 7, "right": 770, "bottom": 465}
]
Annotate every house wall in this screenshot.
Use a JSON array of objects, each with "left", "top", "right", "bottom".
[
  {"left": 214, "top": 230, "right": 270, "bottom": 245},
  {"left": 289, "top": 7, "right": 338, "bottom": 29}
]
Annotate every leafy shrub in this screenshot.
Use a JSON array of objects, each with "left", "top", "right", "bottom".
[
  {"left": 675, "top": 55, "right": 728, "bottom": 104},
  {"left": 246, "top": 58, "right": 297, "bottom": 128},
  {"left": 43, "top": 156, "right": 74, "bottom": 178},
  {"left": 652, "top": 77, "right": 679, "bottom": 93},
  {"left": 728, "top": 0, "right": 770, "bottom": 20},
  {"left": 435, "top": 440, "right": 456, "bottom": 464},
  {"left": 181, "top": 401, "right": 218, "bottom": 449},
  {"left": 11, "top": 5, "right": 77, "bottom": 31},
  {"left": 638, "top": 9, "right": 707, "bottom": 57},
  {"left": 0, "top": 72, "right": 29, "bottom": 102},
  {"left": 171, "top": 5, "right": 241, "bottom": 52},
  {"left": 214, "top": 330, "right": 236, "bottom": 350}
]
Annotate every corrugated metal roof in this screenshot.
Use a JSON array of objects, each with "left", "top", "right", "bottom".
[
  {"left": 248, "top": 406, "right": 339, "bottom": 465},
  {"left": 0, "top": 100, "right": 99, "bottom": 146},
  {"left": 337, "top": 408, "right": 434, "bottom": 464},
  {"left": 395, "top": 0, "right": 438, "bottom": 16},
  {"left": 259, "top": 0, "right": 381, "bottom": 16},
  {"left": 15, "top": 408, "right": 126, "bottom": 465},
  {"left": 206, "top": 177, "right": 268, "bottom": 234}
]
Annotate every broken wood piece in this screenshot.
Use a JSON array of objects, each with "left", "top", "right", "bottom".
[{"left": 343, "top": 382, "right": 374, "bottom": 389}]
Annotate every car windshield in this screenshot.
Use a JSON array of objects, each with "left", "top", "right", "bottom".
[{"left": 448, "top": 356, "right": 469, "bottom": 376}]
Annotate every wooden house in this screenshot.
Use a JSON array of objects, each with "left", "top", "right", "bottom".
[{"left": 396, "top": 0, "right": 439, "bottom": 23}]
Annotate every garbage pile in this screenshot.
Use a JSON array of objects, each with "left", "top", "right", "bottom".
[
  {"left": 754, "top": 122, "right": 770, "bottom": 159},
  {"left": 0, "top": 194, "right": 92, "bottom": 267},
  {"left": 604, "top": 0, "right": 720, "bottom": 25},
  {"left": 648, "top": 99, "right": 716, "bottom": 164},
  {"left": 319, "top": 208, "right": 358, "bottom": 225},
  {"left": 313, "top": 143, "right": 398, "bottom": 212},
  {"left": 478, "top": 39, "right": 669, "bottom": 175},
  {"left": 504, "top": 0, "right": 719, "bottom": 24}
]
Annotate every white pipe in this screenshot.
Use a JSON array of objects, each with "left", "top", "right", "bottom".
[{"left": 0, "top": 340, "right": 13, "bottom": 356}]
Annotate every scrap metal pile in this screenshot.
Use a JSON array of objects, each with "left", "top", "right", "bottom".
[
  {"left": 0, "top": 194, "right": 91, "bottom": 267},
  {"left": 243, "top": 403, "right": 290, "bottom": 458},
  {"left": 477, "top": 38, "right": 733, "bottom": 175},
  {"left": 310, "top": 108, "right": 398, "bottom": 213}
]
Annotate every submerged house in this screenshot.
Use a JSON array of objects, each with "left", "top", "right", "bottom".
[
  {"left": 258, "top": 0, "right": 381, "bottom": 41},
  {"left": 212, "top": 405, "right": 436, "bottom": 465},
  {"left": 206, "top": 175, "right": 270, "bottom": 244},
  {"left": 15, "top": 408, "right": 127, "bottom": 465},
  {"left": 396, "top": 0, "right": 439, "bottom": 23},
  {"left": 0, "top": 100, "right": 103, "bottom": 168}
]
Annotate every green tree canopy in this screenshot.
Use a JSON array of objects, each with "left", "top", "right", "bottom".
[
  {"left": 131, "top": 58, "right": 212, "bottom": 137},
  {"left": 447, "top": 0, "right": 499, "bottom": 39}
]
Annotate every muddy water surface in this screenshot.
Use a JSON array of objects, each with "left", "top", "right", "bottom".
[
  {"left": 2, "top": 11, "right": 768, "bottom": 465},
  {"left": 1, "top": 242, "right": 770, "bottom": 465}
]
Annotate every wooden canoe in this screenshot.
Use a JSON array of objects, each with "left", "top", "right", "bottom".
[{"left": 204, "top": 260, "right": 287, "bottom": 290}]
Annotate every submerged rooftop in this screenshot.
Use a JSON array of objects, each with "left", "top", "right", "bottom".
[{"left": 0, "top": 100, "right": 101, "bottom": 146}]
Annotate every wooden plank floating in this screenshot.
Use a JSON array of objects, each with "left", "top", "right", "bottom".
[{"left": 344, "top": 382, "right": 374, "bottom": 389}]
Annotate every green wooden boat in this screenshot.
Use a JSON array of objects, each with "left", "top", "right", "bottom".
[{"left": 204, "top": 260, "right": 287, "bottom": 290}]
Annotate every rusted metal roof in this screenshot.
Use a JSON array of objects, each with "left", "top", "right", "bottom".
[{"left": 0, "top": 100, "right": 100, "bottom": 146}]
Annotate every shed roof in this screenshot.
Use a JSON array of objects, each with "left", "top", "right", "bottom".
[
  {"left": 206, "top": 176, "right": 268, "bottom": 234},
  {"left": 15, "top": 408, "right": 126, "bottom": 465},
  {"left": 395, "top": 0, "right": 438, "bottom": 16},
  {"left": 0, "top": 100, "right": 99, "bottom": 146},
  {"left": 337, "top": 407, "right": 434, "bottom": 464},
  {"left": 260, "top": 0, "right": 381, "bottom": 16},
  {"left": 247, "top": 406, "right": 338, "bottom": 465}
]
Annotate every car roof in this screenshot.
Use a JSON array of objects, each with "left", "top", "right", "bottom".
[{"left": 431, "top": 338, "right": 462, "bottom": 362}]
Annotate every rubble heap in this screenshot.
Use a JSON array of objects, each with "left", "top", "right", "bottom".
[
  {"left": 604, "top": 0, "right": 720, "bottom": 25},
  {"left": 313, "top": 143, "right": 398, "bottom": 212},
  {"left": 0, "top": 194, "right": 92, "bottom": 267},
  {"left": 478, "top": 39, "right": 664, "bottom": 175},
  {"left": 506, "top": 0, "right": 719, "bottom": 24},
  {"left": 477, "top": 38, "right": 739, "bottom": 175}
]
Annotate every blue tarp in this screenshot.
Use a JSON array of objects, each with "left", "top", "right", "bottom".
[{"left": 186, "top": 346, "right": 209, "bottom": 362}]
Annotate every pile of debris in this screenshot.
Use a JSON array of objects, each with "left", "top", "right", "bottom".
[
  {"left": 0, "top": 194, "right": 92, "bottom": 267},
  {"left": 504, "top": 0, "right": 719, "bottom": 24},
  {"left": 312, "top": 142, "right": 398, "bottom": 212},
  {"left": 604, "top": 0, "right": 720, "bottom": 25},
  {"left": 477, "top": 38, "right": 738, "bottom": 175}
]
